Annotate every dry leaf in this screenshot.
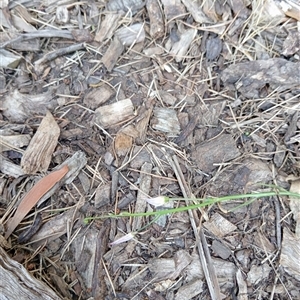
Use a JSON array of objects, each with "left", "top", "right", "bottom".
[{"left": 5, "top": 165, "right": 69, "bottom": 239}]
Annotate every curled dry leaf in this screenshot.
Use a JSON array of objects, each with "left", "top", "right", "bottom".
[{"left": 5, "top": 165, "right": 69, "bottom": 239}]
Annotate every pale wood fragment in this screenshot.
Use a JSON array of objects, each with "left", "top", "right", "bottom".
[
  {"left": 2, "top": 89, "right": 58, "bottom": 123},
  {"left": 279, "top": 0, "right": 300, "bottom": 20},
  {"left": 0, "top": 246, "right": 61, "bottom": 300},
  {"left": 203, "top": 213, "right": 237, "bottom": 237},
  {"left": 236, "top": 269, "right": 248, "bottom": 300},
  {"left": 94, "top": 13, "right": 121, "bottom": 42},
  {"left": 132, "top": 162, "right": 152, "bottom": 231},
  {"left": 289, "top": 179, "right": 300, "bottom": 237},
  {"left": 55, "top": 6, "right": 69, "bottom": 24},
  {"left": 115, "top": 23, "right": 145, "bottom": 46},
  {"left": 146, "top": 0, "right": 164, "bottom": 39},
  {"left": 0, "top": 49, "right": 21, "bottom": 68},
  {"left": 94, "top": 98, "right": 135, "bottom": 128},
  {"left": 21, "top": 111, "right": 60, "bottom": 174},
  {"left": 170, "top": 28, "right": 197, "bottom": 62},
  {"left": 181, "top": 0, "right": 213, "bottom": 23},
  {"left": 102, "top": 37, "right": 124, "bottom": 71},
  {"left": 83, "top": 85, "right": 115, "bottom": 109},
  {"left": 152, "top": 107, "right": 180, "bottom": 135},
  {"left": 0, "top": 134, "right": 30, "bottom": 152},
  {"left": 174, "top": 279, "right": 203, "bottom": 300},
  {"left": 280, "top": 228, "right": 300, "bottom": 280},
  {"left": 29, "top": 201, "right": 83, "bottom": 247},
  {"left": 0, "top": 154, "right": 25, "bottom": 178}
]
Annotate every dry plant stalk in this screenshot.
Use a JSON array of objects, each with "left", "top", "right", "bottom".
[{"left": 5, "top": 165, "right": 69, "bottom": 239}]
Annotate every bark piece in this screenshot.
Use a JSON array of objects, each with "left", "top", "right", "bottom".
[
  {"left": 83, "top": 85, "right": 115, "bottom": 109},
  {"left": 132, "top": 162, "right": 153, "bottom": 231},
  {"left": 107, "top": 0, "right": 145, "bottom": 14},
  {"left": 29, "top": 203, "right": 83, "bottom": 247},
  {"left": 211, "top": 240, "right": 231, "bottom": 260},
  {"left": 207, "top": 158, "right": 273, "bottom": 197},
  {"left": 273, "top": 145, "right": 286, "bottom": 168},
  {"left": 94, "top": 183, "right": 111, "bottom": 208},
  {"left": 94, "top": 99, "right": 135, "bottom": 128},
  {"left": 102, "top": 37, "right": 124, "bottom": 72},
  {"left": 146, "top": 0, "right": 164, "bottom": 39},
  {"left": 152, "top": 107, "right": 180, "bottom": 135},
  {"left": 206, "top": 36, "right": 222, "bottom": 61},
  {"left": 170, "top": 28, "right": 197, "bottom": 62},
  {"left": 115, "top": 23, "right": 145, "bottom": 46},
  {"left": 21, "top": 111, "right": 60, "bottom": 174},
  {"left": 174, "top": 279, "right": 203, "bottom": 300},
  {"left": 114, "top": 132, "right": 133, "bottom": 157},
  {"left": 181, "top": 0, "right": 213, "bottom": 23},
  {"left": 0, "top": 246, "right": 61, "bottom": 299},
  {"left": 203, "top": 213, "right": 237, "bottom": 237},
  {"left": 0, "top": 154, "right": 25, "bottom": 178},
  {"left": 221, "top": 58, "right": 300, "bottom": 98},
  {"left": 0, "top": 49, "right": 21, "bottom": 68},
  {"left": 191, "top": 134, "right": 240, "bottom": 173},
  {"left": 280, "top": 228, "right": 300, "bottom": 281},
  {"left": 289, "top": 179, "right": 300, "bottom": 237},
  {"left": 161, "top": 0, "right": 186, "bottom": 21},
  {"left": 94, "top": 13, "right": 122, "bottom": 42},
  {"left": 282, "top": 30, "right": 300, "bottom": 56},
  {"left": 247, "top": 264, "right": 272, "bottom": 285},
  {"left": 2, "top": 89, "right": 58, "bottom": 123},
  {"left": 0, "top": 134, "right": 30, "bottom": 152}
]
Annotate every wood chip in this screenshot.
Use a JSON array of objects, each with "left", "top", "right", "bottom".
[
  {"left": 174, "top": 279, "right": 203, "bottom": 300},
  {"left": 115, "top": 23, "right": 145, "bottom": 46},
  {"left": 289, "top": 178, "right": 300, "bottom": 237},
  {"left": 221, "top": 58, "right": 300, "bottom": 98},
  {"left": 94, "top": 13, "right": 122, "bottom": 43},
  {"left": 0, "top": 154, "right": 25, "bottom": 178},
  {"left": 146, "top": 0, "right": 164, "bottom": 39},
  {"left": 132, "top": 162, "right": 152, "bottom": 231},
  {"left": 83, "top": 85, "right": 115, "bottom": 109},
  {"left": 114, "top": 132, "right": 133, "bottom": 157},
  {"left": 191, "top": 134, "right": 240, "bottom": 173},
  {"left": 181, "top": 0, "right": 213, "bottom": 23},
  {"left": 94, "top": 98, "right": 135, "bottom": 128},
  {"left": 21, "top": 111, "right": 60, "bottom": 174},
  {"left": 280, "top": 228, "right": 300, "bottom": 281},
  {"left": 170, "top": 28, "right": 197, "bottom": 62},
  {"left": 0, "top": 246, "right": 61, "bottom": 300},
  {"left": 203, "top": 213, "right": 237, "bottom": 237},
  {"left": 107, "top": 0, "right": 145, "bottom": 14},
  {"left": 102, "top": 37, "right": 124, "bottom": 72},
  {"left": 2, "top": 89, "right": 58, "bottom": 123},
  {"left": 152, "top": 107, "right": 180, "bottom": 135}
]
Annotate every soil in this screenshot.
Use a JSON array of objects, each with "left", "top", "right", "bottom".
[{"left": 0, "top": 0, "right": 300, "bottom": 299}]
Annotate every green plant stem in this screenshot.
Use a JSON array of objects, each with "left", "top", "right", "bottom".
[{"left": 84, "top": 190, "right": 300, "bottom": 223}]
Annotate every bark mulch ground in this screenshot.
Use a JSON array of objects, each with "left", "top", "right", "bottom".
[{"left": 0, "top": 0, "right": 300, "bottom": 299}]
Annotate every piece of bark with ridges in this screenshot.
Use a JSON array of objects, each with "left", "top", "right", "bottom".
[{"left": 21, "top": 111, "right": 60, "bottom": 174}]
